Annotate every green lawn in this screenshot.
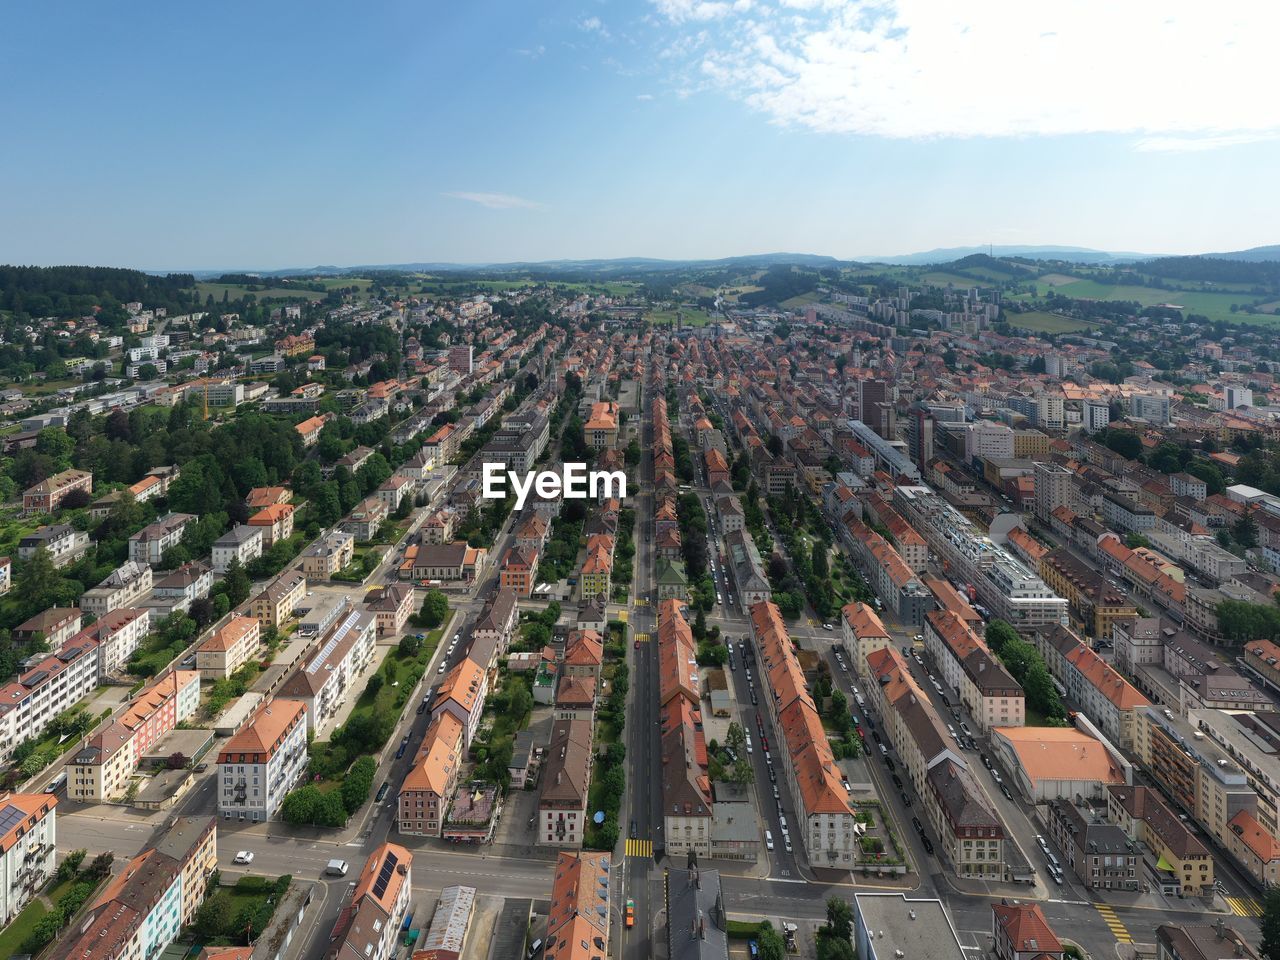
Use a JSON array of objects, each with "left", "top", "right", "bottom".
[
  {"left": 778, "top": 292, "right": 823, "bottom": 309},
  {"left": 1042, "top": 279, "right": 1250, "bottom": 322},
  {"left": 921, "top": 271, "right": 984, "bottom": 287},
  {"left": 194, "top": 282, "right": 328, "bottom": 302},
  {"left": 1006, "top": 311, "right": 1099, "bottom": 334},
  {"left": 648, "top": 307, "right": 712, "bottom": 326},
  {"left": 0, "top": 897, "right": 49, "bottom": 957}
]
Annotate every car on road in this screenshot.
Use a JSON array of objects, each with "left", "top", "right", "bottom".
[
  {"left": 981, "top": 754, "right": 992, "bottom": 769},
  {"left": 891, "top": 774, "right": 903, "bottom": 790},
  {"left": 438, "top": 662, "right": 446, "bottom": 674},
  {"left": 884, "top": 756, "right": 895, "bottom": 772},
  {"left": 765, "top": 830, "right": 775, "bottom": 851},
  {"left": 625, "top": 899, "right": 635, "bottom": 928},
  {"left": 822, "top": 623, "right": 833, "bottom": 631},
  {"left": 417, "top": 697, "right": 429, "bottom": 715},
  {"left": 901, "top": 791, "right": 913, "bottom": 807},
  {"left": 912, "top": 816, "right": 923, "bottom": 832},
  {"left": 375, "top": 782, "right": 390, "bottom": 802},
  {"left": 750, "top": 691, "right": 758, "bottom": 705},
  {"left": 921, "top": 836, "right": 935, "bottom": 855},
  {"left": 634, "top": 638, "right": 641, "bottom": 649},
  {"left": 195, "top": 763, "right": 208, "bottom": 773},
  {"left": 768, "top": 766, "right": 777, "bottom": 783},
  {"left": 914, "top": 634, "right": 924, "bottom": 643},
  {"left": 772, "top": 785, "right": 780, "bottom": 800},
  {"left": 395, "top": 735, "right": 410, "bottom": 759},
  {"left": 779, "top": 813, "right": 788, "bottom": 833},
  {"left": 783, "top": 836, "right": 793, "bottom": 853},
  {"left": 233, "top": 851, "right": 254, "bottom": 865},
  {"left": 745, "top": 735, "right": 752, "bottom": 754},
  {"left": 1036, "top": 835, "right": 1049, "bottom": 854},
  {"left": 960, "top": 721, "right": 972, "bottom": 736},
  {"left": 630, "top": 819, "right": 638, "bottom": 839},
  {"left": 1002, "top": 785, "right": 1014, "bottom": 802}
]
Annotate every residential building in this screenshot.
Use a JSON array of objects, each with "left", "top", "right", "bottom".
[
  {"left": 432, "top": 658, "right": 488, "bottom": 747},
  {"left": 398, "top": 712, "right": 464, "bottom": 837},
  {"left": 81, "top": 560, "right": 154, "bottom": 619},
  {"left": 365, "top": 583, "right": 414, "bottom": 637},
  {"left": 0, "top": 792, "right": 58, "bottom": 925},
  {"left": 212, "top": 524, "right": 264, "bottom": 574},
  {"left": 1107, "top": 785, "right": 1212, "bottom": 895},
  {"left": 0, "top": 637, "right": 99, "bottom": 764},
  {"left": 327, "top": 843, "right": 413, "bottom": 960},
  {"left": 14, "top": 606, "right": 82, "bottom": 648},
  {"left": 1041, "top": 626, "right": 1149, "bottom": 750},
  {"left": 0, "top": 556, "right": 10, "bottom": 596},
  {"left": 500, "top": 545, "right": 538, "bottom": 597},
  {"left": 1047, "top": 799, "right": 1139, "bottom": 890},
  {"left": 547, "top": 851, "right": 611, "bottom": 960},
  {"left": 665, "top": 855, "right": 727, "bottom": 960},
  {"left": 23, "top": 468, "right": 92, "bottom": 515},
  {"left": 19, "top": 523, "right": 90, "bottom": 567},
  {"left": 68, "top": 607, "right": 150, "bottom": 678},
  {"left": 68, "top": 670, "right": 201, "bottom": 802},
  {"left": 563, "top": 629, "right": 604, "bottom": 683},
  {"left": 345, "top": 497, "right": 388, "bottom": 542},
  {"left": 217, "top": 698, "right": 308, "bottom": 821},
  {"left": 295, "top": 414, "right": 327, "bottom": 447},
  {"left": 539, "top": 717, "right": 593, "bottom": 847},
  {"left": 1226, "top": 809, "right": 1280, "bottom": 888},
  {"left": 1040, "top": 548, "right": 1137, "bottom": 639},
  {"left": 841, "top": 602, "right": 891, "bottom": 677},
  {"left": 992, "top": 902, "right": 1063, "bottom": 960},
  {"left": 1156, "top": 924, "right": 1259, "bottom": 960},
  {"left": 1034, "top": 462, "right": 1074, "bottom": 526},
  {"left": 251, "top": 569, "right": 307, "bottom": 628},
  {"left": 196, "top": 615, "right": 261, "bottom": 679},
  {"left": 584, "top": 400, "right": 619, "bottom": 449},
  {"left": 278, "top": 608, "right": 377, "bottom": 733},
  {"left": 48, "top": 817, "right": 216, "bottom": 960},
  {"left": 129, "top": 513, "right": 196, "bottom": 566},
  {"left": 301, "top": 529, "right": 355, "bottom": 579},
  {"left": 247, "top": 503, "right": 295, "bottom": 547},
  {"left": 412, "top": 542, "right": 488, "bottom": 582},
  {"left": 923, "top": 609, "right": 1025, "bottom": 734},
  {"left": 471, "top": 587, "right": 519, "bottom": 656}
]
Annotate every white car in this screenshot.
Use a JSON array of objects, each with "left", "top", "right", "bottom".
[
  {"left": 765, "top": 829, "right": 775, "bottom": 851},
  {"left": 822, "top": 623, "right": 833, "bottom": 631},
  {"left": 233, "top": 850, "right": 254, "bottom": 865}
]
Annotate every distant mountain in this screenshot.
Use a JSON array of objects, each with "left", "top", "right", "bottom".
[
  {"left": 1198, "top": 244, "right": 1280, "bottom": 263},
  {"left": 860, "top": 244, "right": 1157, "bottom": 266},
  {"left": 184, "top": 252, "right": 844, "bottom": 279}
]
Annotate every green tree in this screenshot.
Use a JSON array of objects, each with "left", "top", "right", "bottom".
[
  {"left": 193, "top": 891, "right": 233, "bottom": 940},
  {"left": 341, "top": 755, "right": 377, "bottom": 814},
  {"left": 418, "top": 589, "right": 449, "bottom": 628},
  {"left": 1263, "top": 886, "right": 1280, "bottom": 960},
  {"left": 757, "top": 923, "right": 786, "bottom": 960},
  {"left": 223, "top": 557, "right": 251, "bottom": 606},
  {"left": 826, "top": 896, "right": 854, "bottom": 943}
]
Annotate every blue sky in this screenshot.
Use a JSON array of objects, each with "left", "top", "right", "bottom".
[{"left": 1, "top": 0, "right": 1277, "bottom": 270}]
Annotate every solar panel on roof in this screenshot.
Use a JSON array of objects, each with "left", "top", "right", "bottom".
[
  {"left": 306, "top": 611, "right": 361, "bottom": 675},
  {"left": 0, "top": 804, "right": 26, "bottom": 836},
  {"left": 372, "top": 850, "right": 399, "bottom": 899}
]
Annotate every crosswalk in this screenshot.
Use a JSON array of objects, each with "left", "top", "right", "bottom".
[
  {"left": 1225, "top": 895, "right": 1263, "bottom": 917},
  {"left": 634, "top": 632, "right": 651, "bottom": 644},
  {"left": 1094, "top": 904, "right": 1132, "bottom": 944},
  {"left": 634, "top": 597, "right": 650, "bottom": 607},
  {"left": 625, "top": 838, "right": 653, "bottom": 857}
]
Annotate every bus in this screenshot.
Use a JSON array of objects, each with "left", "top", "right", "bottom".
[{"left": 46, "top": 771, "right": 67, "bottom": 794}]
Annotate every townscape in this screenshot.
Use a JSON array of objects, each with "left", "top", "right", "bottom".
[{"left": 1, "top": 253, "right": 1280, "bottom": 960}]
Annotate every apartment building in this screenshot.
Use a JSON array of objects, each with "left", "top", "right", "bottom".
[
  {"left": 150, "top": 562, "right": 213, "bottom": 614},
  {"left": 1107, "top": 785, "right": 1213, "bottom": 896},
  {"left": 82, "top": 560, "right": 154, "bottom": 619},
  {"left": 398, "top": 712, "right": 464, "bottom": 837},
  {"left": 14, "top": 606, "right": 82, "bottom": 649},
  {"left": 196, "top": 615, "right": 261, "bottom": 679},
  {"left": 992, "top": 902, "right": 1063, "bottom": 960},
  {"left": 1039, "top": 548, "right": 1137, "bottom": 639},
  {"left": 563, "top": 629, "right": 604, "bottom": 683},
  {"left": 471, "top": 587, "right": 519, "bottom": 656},
  {"left": 750, "top": 601, "right": 859, "bottom": 866},
  {"left": 547, "top": 852, "right": 611, "bottom": 960},
  {"left": 923, "top": 609, "right": 1025, "bottom": 734},
  {"left": 68, "top": 670, "right": 201, "bottom": 802},
  {"left": 64, "top": 607, "right": 150, "bottom": 679},
  {"left": 19, "top": 523, "right": 90, "bottom": 567},
  {"left": 250, "top": 569, "right": 307, "bottom": 628},
  {"left": 839, "top": 517, "right": 931, "bottom": 626},
  {"left": 841, "top": 602, "right": 891, "bottom": 679},
  {"left": 1040, "top": 626, "right": 1149, "bottom": 750},
  {"left": 0, "top": 637, "right": 99, "bottom": 765},
  {"left": 344, "top": 497, "right": 388, "bottom": 542},
  {"left": 278, "top": 608, "right": 377, "bottom": 733},
  {"left": 247, "top": 502, "right": 295, "bottom": 547},
  {"left": 128, "top": 512, "right": 196, "bottom": 566},
  {"left": 365, "top": 583, "right": 413, "bottom": 637},
  {"left": 0, "top": 792, "right": 57, "bottom": 925},
  {"left": 23, "top": 468, "right": 92, "bottom": 515},
  {"left": 659, "top": 600, "right": 712, "bottom": 858},
  {"left": 1226, "top": 809, "right": 1280, "bottom": 888},
  {"left": 539, "top": 717, "right": 594, "bottom": 847},
  {"left": 432, "top": 658, "right": 488, "bottom": 748},
  {"left": 295, "top": 414, "right": 326, "bottom": 447},
  {"left": 1047, "top": 799, "right": 1139, "bottom": 891},
  {"left": 579, "top": 533, "right": 614, "bottom": 601},
  {"left": 894, "top": 485, "right": 1068, "bottom": 629},
  {"left": 301, "top": 529, "right": 356, "bottom": 579},
  {"left": 217, "top": 698, "right": 308, "bottom": 822},
  {"left": 212, "top": 524, "right": 264, "bottom": 574},
  {"left": 48, "top": 817, "right": 216, "bottom": 960},
  {"left": 327, "top": 843, "right": 413, "bottom": 960},
  {"left": 500, "top": 545, "right": 538, "bottom": 597}
]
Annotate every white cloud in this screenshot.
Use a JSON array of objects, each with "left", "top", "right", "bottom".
[
  {"left": 443, "top": 192, "right": 545, "bottom": 211},
  {"left": 579, "top": 15, "right": 611, "bottom": 38},
  {"left": 651, "top": 0, "right": 1280, "bottom": 147},
  {"left": 637, "top": 93, "right": 656, "bottom": 100},
  {"left": 516, "top": 44, "right": 546, "bottom": 58}
]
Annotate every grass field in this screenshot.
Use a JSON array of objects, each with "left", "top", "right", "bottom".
[
  {"left": 648, "top": 307, "right": 712, "bottom": 326},
  {"left": 779, "top": 291, "right": 823, "bottom": 308},
  {"left": 920, "top": 271, "right": 983, "bottom": 287},
  {"left": 1042, "top": 279, "right": 1251, "bottom": 322},
  {"left": 195, "top": 282, "right": 328, "bottom": 302},
  {"left": 1038, "top": 272, "right": 1078, "bottom": 286},
  {"left": 1006, "top": 311, "right": 1099, "bottom": 334}
]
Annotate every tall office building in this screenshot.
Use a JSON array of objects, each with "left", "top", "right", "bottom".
[
  {"left": 447, "top": 345, "right": 473, "bottom": 375},
  {"left": 1225, "top": 386, "right": 1253, "bottom": 410},
  {"left": 1033, "top": 462, "right": 1073, "bottom": 526}
]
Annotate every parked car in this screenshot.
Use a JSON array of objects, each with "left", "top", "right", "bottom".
[
  {"left": 395, "top": 735, "right": 410, "bottom": 759},
  {"left": 1036, "top": 835, "right": 1050, "bottom": 854},
  {"left": 375, "top": 782, "right": 391, "bottom": 802},
  {"left": 822, "top": 623, "right": 833, "bottom": 631},
  {"left": 765, "top": 830, "right": 775, "bottom": 851},
  {"left": 630, "top": 819, "right": 638, "bottom": 839},
  {"left": 912, "top": 816, "right": 924, "bottom": 832},
  {"left": 922, "top": 836, "right": 935, "bottom": 855},
  {"left": 233, "top": 851, "right": 254, "bottom": 865},
  {"left": 901, "top": 791, "right": 913, "bottom": 808}
]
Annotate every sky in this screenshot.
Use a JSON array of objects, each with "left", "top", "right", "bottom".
[{"left": 1, "top": 0, "right": 1278, "bottom": 271}]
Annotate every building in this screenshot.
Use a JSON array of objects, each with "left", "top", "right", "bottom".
[
  {"left": 82, "top": 560, "right": 154, "bottom": 619},
  {"left": 992, "top": 902, "right": 1063, "bottom": 960},
  {"left": 278, "top": 608, "right": 377, "bottom": 733},
  {"left": 0, "top": 792, "right": 58, "bottom": 926},
  {"left": 1226, "top": 809, "right": 1280, "bottom": 888},
  {"left": 546, "top": 851, "right": 611, "bottom": 960},
  {"left": 1041, "top": 626, "right": 1149, "bottom": 750},
  {"left": 1156, "top": 924, "right": 1259, "bottom": 960},
  {"left": 1131, "top": 392, "right": 1172, "bottom": 425},
  {"left": 129, "top": 512, "right": 196, "bottom": 566},
  {"left": 365, "top": 583, "right": 414, "bottom": 637},
  {"left": 584, "top": 400, "right": 619, "bottom": 449},
  {"left": 14, "top": 606, "right": 83, "bottom": 648},
  {"left": 432, "top": 658, "right": 488, "bottom": 748},
  {"left": 211, "top": 524, "right": 264, "bottom": 574},
  {"left": 69, "top": 607, "right": 150, "bottom": 679},
  {"left": 1034, "top": 462, "right": 1074, "bottom": 526},
  {"left": 841, "top": 601, "right": 891, "bottom": 678},
  {"left": 301, "top": 529, "right": 355, "bottom": 579},
  {"left": 19, "top": 523, "right": 91, "bottom": 567},
  {"left": 248, "top": 503, "right": 295, "bottom": 547},
  {"left": 48, "top": 817, "right": 216, "bottom": 960},
  {"left": 923, "top": 609, "right": 1024, "bottom": 734},
  {"left": 251, "top": 569, "right": 307, "bottom": 628},
  {"left": 217, "top": 698, "right": 308, "bottom": 821},
  {"left": 398, "top": 712, "right": 464, "bottom": 837},
  {"left": 295, "top": 414, "right": 327, "bottom": 447},
  {"left": 327, "top": 843, "right": 413, "bottom": 960},
  {"left": 853, "top": 894, "right": 965, "bottom": 960},
  {"left": 1047, "top": 799, "right": 1139, "bottom": 890},
  {"left": 1107, "top": 785, "right": 1213, "bottom": 895},
  {"left": 418, "top": 884, "right": 476, "bottom": 960},
  {"left": 150, "top": 561, "right": 213, "bottom": 614},
  {"left": 666, "top": 855, "right": 728, "bottom": 960},
  {"left": 0, "top": 637, "right": 99, "bottom": 765},
  {"left": 990, "top": 726, "right": 1125, "bottom": 802},
  {"left": 500, "top": 545, "right": 538, "bottom": 597},
  {"left": 196, "top": 615, "right": 261, "bottom": 679},
  {"left": 23, "top": 468, "right": 92, "bottom": 515},
  {"left": 539, "top": 717, "right": 593, "bottom": 847}
]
